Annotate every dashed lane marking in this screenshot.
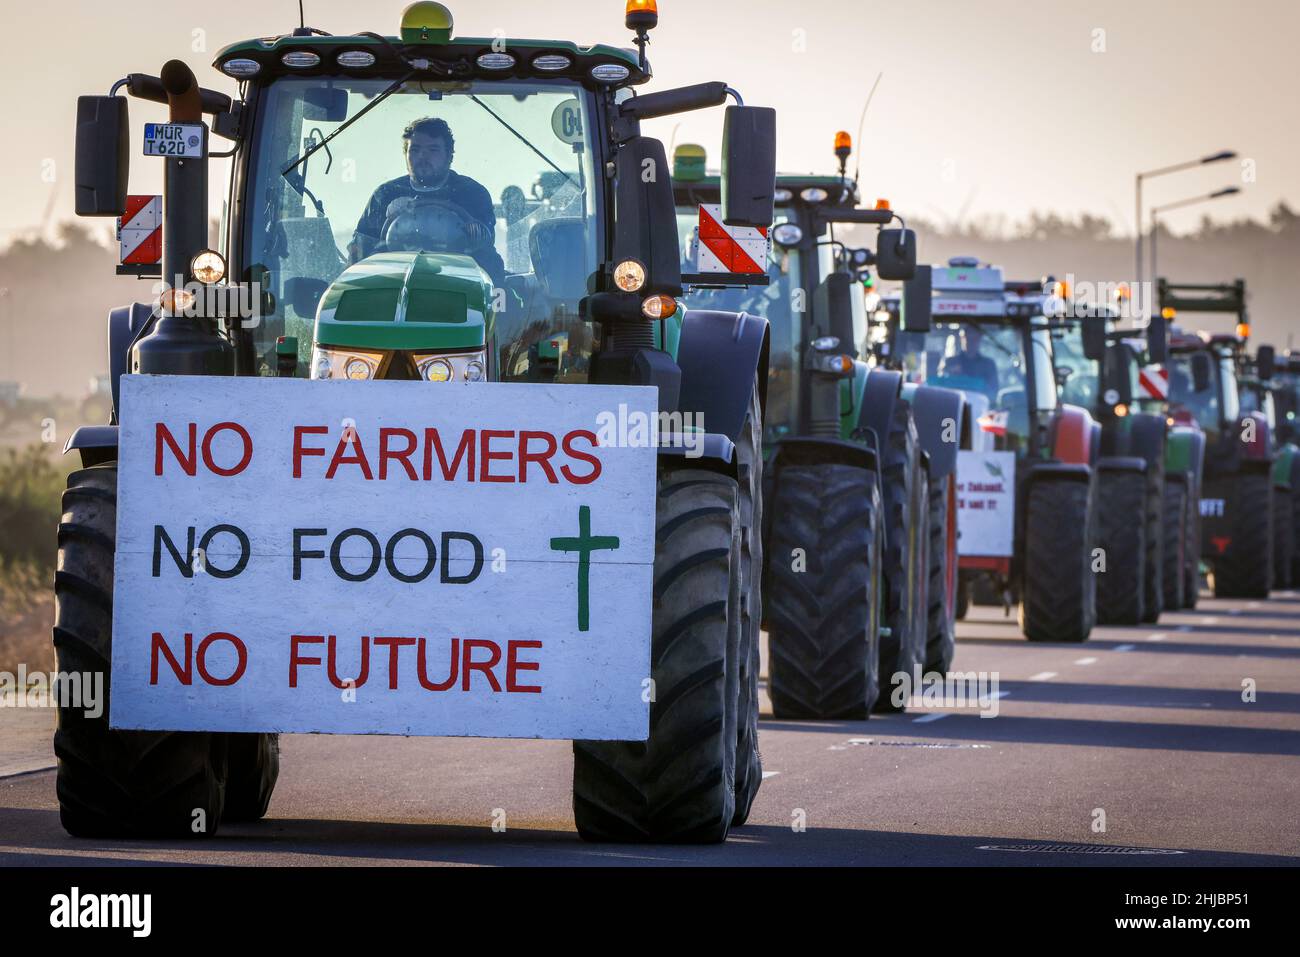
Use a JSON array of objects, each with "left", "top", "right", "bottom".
[
  {"left": 1029, "top": 671, "right": 1057, "bottom": 681},
  {"left": 761, "top": 771, "right": 781, "bottom": 779},
  {"left": 1075, "top": 657, "right": 1098, "bottom": 665},
  {"left": 1147, "top": 633, "right": 1168, "bottom": 642},
  {"left": 912, "top": 712, "right": 949, "bottom": 723}
]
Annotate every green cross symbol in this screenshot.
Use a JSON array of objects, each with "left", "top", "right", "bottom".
[{"left": 549, "top": 505, "right": 620, "bottom": 632}]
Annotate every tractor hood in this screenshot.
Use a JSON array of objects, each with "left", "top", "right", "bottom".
[{"left": 314, "top": 251, "right": 491, "bottom": 352}]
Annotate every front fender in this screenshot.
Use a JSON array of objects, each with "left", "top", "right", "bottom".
[
  {"left": 64, "top": 424, "right": 120, "bottom": 468},
  {"left": 903, "top": 382, "right": 969, "bottom": 480},
  {"left": 675, "top": 309, "right": 770, "bottom": 445},
  {"left": 1053, "top": 404, "right": 1097, "bottom": 466}
]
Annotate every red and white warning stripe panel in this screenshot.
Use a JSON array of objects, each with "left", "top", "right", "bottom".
[
  {"left": 694, "top": 204, "right": 769, "bottom": 275},
  {"left": 118, "top": 195, "right": 162, "bottom": 266},
  {"left": 1139, "top": 365, "right": 1169, "bottom": 400}
]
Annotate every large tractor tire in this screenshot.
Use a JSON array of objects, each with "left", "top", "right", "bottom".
[
  {"left": 1140, "top": 467, "right": 1165, "bottom": 623},
  {"left": 572, "top": 469, "right": 742, "bottom": 843},
  {"left": 732, "top": 386, "right": 763, "bottom": 827},
  {"left": 1211, "top": 472, "right": 1273, "bottom": 598},
  {"left": 1183, "top": 493, "right": 1201, "bottom": 608},
  {"left": 923, "top": 472, "right": 957, "bottom": 674},
  {"left": 1162, "top": 480, "right": 1188, "bottom": 612},
  {"left": 767, "top": 463, "right": 882, "bottom": 719},
  {"left": 1272, "top": 487, "right": 1295, "bottom": 590},
  {"left": 1291, "top": 486, "right": 1300, "bottom": 587},
  {"left": 1021, "top": 478, "right": 1095, "bottom": 642},
  {"left": 222, "top": 733, "right": 280, "bottom": 822},
  {"left": 874, "top": 401, "right": 926, "bottom": 712},
  {"left": 52, "top": 464, "right": 228, "bottom": 838},
  {"left": 1094, "top": 470, "right": 1145, "bottom": 625}
]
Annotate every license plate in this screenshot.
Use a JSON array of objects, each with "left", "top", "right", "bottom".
[{"left": 143, "top": 122, "right": 206, "bottom": 158}]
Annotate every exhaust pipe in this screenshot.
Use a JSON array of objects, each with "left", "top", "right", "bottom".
[{"left": 130, "top": 60, "right": 234, "bottom": 379}]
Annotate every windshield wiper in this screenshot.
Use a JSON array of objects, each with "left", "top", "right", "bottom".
[
  {"left": 467, "top": 94, "right": 582, "bottom": 192},
  {"left": 281, "top": 71, "right": 415, "bottom": 189}
]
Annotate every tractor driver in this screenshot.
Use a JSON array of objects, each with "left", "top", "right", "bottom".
[
  {"left": 939, "top": 324, "right": 1001, "bottom": 397},
  {"left": 349, "top": 117, "right": 506, "bottom": 287}
]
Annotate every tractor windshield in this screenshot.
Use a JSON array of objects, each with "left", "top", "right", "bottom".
[
  {"left": 1052, "top": 323, "right": 1099, "bottom": 409},
  {"left": 1167, "top": 350, "right": 1240, "bottom": 436},
  {"left": 240, "top": 76, "right": 599, "bottom": 377},
  {"left": 896, "top": 319, "right": 1056, "bottom": 453}
]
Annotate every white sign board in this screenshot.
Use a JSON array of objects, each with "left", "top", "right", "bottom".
[
  {"left": 955, "top": 450, "right": 1016, "bottom": 557},
  {"left": 111, "top": 376, "right": 657, "bottom": 741}
]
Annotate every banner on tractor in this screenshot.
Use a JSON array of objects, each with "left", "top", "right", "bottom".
[
  {"left": 110, "top": 376, "right": 658, "bottom": 741},
  {"left": 955, "top": 450, "right": 1016, "bottom": 557}
]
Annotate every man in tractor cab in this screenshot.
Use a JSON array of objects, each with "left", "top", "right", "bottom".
[
  {"left": 348, "top": 117, "right": 506, "bottom": 286},
  {"left": 938, "top": 325, "right": 1000, "bottom": 397}
]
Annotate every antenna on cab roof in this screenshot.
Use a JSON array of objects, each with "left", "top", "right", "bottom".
[{"left": 852, "top": 72, "right": 883, "bottom": 187}]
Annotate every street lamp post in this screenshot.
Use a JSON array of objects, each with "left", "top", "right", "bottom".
[
  {"left": 1149, "top": 187, "right": 1241, "bottom": 291},
  {"left": 1135, "top": 150, "right": 1237, "bottom": 288}
]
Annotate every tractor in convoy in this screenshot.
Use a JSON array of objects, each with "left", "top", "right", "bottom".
[
  {"left": 1235, "top": 344, "right": 1300, "bottom": 589},
  {"left": 671, "top": 133, "right": 965, "bottom": 719},
  {"left": 1158, "top": 281, "right": 1278, "bottom": 598},
  {"left": 66, "top": 0, "right": 778, "bottom": 843},
  {"left": 1271, "top": 352, "right": 1300, "bottom": 585},
  {"left": 874, "top": 260, "right": 1099, "bottom": 642},
  {"left": 1048, "top": 294, "right": 1200, "bottom": 620}
]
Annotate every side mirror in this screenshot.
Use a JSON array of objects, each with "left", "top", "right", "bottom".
[
  {"left": 614, "top": 136, "right": 682, "bottom": 296},
  {"left": 1258, "top": 344, "right": 1276, "bottom": 380},
  {"left": 1103, "top": 345, "right": 1133, "bottom": 406},
  {"left": 285, "top": 277, "right": 329, "bottom": 319},
  {"left": 814, "top": 273, "right": 856, "bottom": 356},
  {"left": 74, "top": 95, "right": 129, "bottom": 217},
  {"left": 303, "top": 86, "right": 349, "bottom": 122},
  {"left": 876, "top": 228, "right": 916, "bottom": 281},
  {"left": 1081, "top": 317, "right": 1107, "bottom": 361},
  {"left": 1147, "top": 314, "right": 1168, "bottom": 364},
  {"left": 1055, "top": 365, "right": 1073, "bottom": 388},
  {"left": 901, "top": 265, "right": 932, "bottom": 333},
  {"left": 1191, "top": 351, "right": 1213, "bottom": 392},
  {"left": 721, "top": 105, "right": 776, "bottom": 228}
]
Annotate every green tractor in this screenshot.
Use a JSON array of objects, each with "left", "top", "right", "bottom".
[
  {"left": 65, "top": 1, "right": 778, "bottom": 843},
  {"left": 1048, "top": 299, "right": 1200, "bottom": 620},
  {"left": 1236, "top": 344, "right": 1300, "bottom": 590},
  {"left": 875, "top": 263, "right": 1099, "bottom": 642},
  {"left": 671, "top": 133, "right": 964, "bottom": 718},
  {"left": 1158, "top": 281, "right": 1278, "bottom": 598}
]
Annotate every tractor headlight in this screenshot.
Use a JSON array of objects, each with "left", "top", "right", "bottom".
[
  {"left": 614, "top": 259, "right": 647, "bottom": 292},
  {"left": 800, "top": 187, "right": 828, "bottom": 203},
  {"left": 191, "top": 250, "right": 226, "bottom": 285},
  {"left": 310, "top": 346, "right": 383, "bottom": 381},
  {"left": 772, "top": 223, "right": 803, "bottom": 247},
  {"left": 414, "top": 350, "right": 489, "bottom": 383}
]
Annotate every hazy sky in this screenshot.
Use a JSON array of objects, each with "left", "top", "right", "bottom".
[{"left": 3, "top": 0, "right": 1297, "bottom": 241}]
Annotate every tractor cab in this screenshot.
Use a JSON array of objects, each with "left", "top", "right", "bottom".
[
  {"left": 670, "top": 134, "right": 916, "bottom": 448},
  {"left": 881, "top": 259, "right": 1062, "bottom": 459}
]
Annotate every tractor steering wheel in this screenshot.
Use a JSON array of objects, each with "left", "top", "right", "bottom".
[{"left": 378, "top": 197, "right": 487, "bottom": 255}]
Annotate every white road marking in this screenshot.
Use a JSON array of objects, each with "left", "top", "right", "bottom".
[
  {"left": 1147, "top": 633, "right": 1168, "bottom": 642},
  {"left": 761, "top": 771, "right": 781, "bottom": 779},
  {"left": 1114, "top": 644, "right": 1137, "bottom": 652},
  {"left": 1029, "top": 671, "right": 1057, "bottom": 681},
  {"left": 912, "top": 712, "right": 949, "bottom": 723},
  {"left": 1248, "top": 601, "right": 1262, "bottom": 609},
  {"left": 1075, "top": 657, "right": 1098, "bottom": 665},
  {"left": 1200, "top": 617, "right": 1219, "bottom": 625},
  {"left": 827, "top": 745, "right": 847, "bottom": 751}
]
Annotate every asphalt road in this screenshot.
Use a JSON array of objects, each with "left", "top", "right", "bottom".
[{"left": 3, "top": 590, "right": 1298, "bottom": 866}]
